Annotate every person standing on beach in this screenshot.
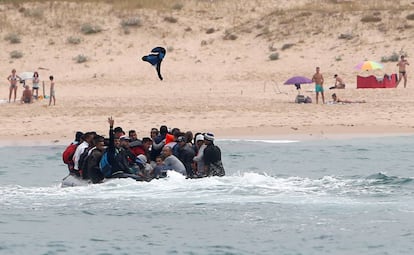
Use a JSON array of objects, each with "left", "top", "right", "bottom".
[
  {"left": 32, "top": 71, "right": 40, "bottom": 99},
  {"left": 396, "top": 55, "right": 409, "bottom": 88},
  {"left": 312, "top": 67, "right": 325, "bottom": 104},
  {"left": 48, "top": 75, "right": 55, "bottom": 106},
  {"left": 7, "top": 69, "right": 21, "bottom": 103}
]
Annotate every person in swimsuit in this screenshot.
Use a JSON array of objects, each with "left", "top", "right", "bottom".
[
  {"left": 396, "top": 55, "right": 409, "bottom": 88},
  {"left": 49, "top": 75, "right": 56, "bottom": 106},
  {"left": 312, "top": 66, "right": 325, "bottom": 104},
  {"left": 21, "top": 85, "right": 33, "bottom": 104},
  {"left": 7, "top": 69, "right": 21, "bottom": 103},
  {"left": 330, "top": 74, "right": 346, "bottom": 89},
  {"left": 331, "top": 93, "right": 366, "bottom": 104},
  {"left": 32, "top": 71, "right": 40, "bottom": 99}
]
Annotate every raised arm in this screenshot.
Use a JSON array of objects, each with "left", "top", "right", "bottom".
[{"left": 107, "top": 117, "right": 116, "bottom": 164}]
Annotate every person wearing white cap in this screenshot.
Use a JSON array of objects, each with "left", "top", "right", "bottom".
[
  {"left": 203, "top": 133, "right": 225, "bottom": 177},
  {"left": 193, "top": 134, "right": 207, "bottom": 177},
  {"left": 119, "top": 135, "right": 136, "bottom": 168}
]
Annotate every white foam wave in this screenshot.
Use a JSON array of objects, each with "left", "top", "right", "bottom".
[
  {"left": 219, "top": 139, "right": 299, "bottom": 144},
  {"left": 1, "top": 172, "right": 402, "bottom": 209}
]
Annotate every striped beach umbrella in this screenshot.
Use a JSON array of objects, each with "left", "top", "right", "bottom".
[{"left": 354, "top": 60, "right": 384, "bottom": 70}]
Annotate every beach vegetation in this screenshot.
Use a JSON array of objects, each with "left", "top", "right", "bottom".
[
  {"left": 281, "top": 43, "right": 295, "bottom": 51},
  {"left": 206, "top": 28, "right": 215, "bottom": 34},
  {"left": 223, "top": 31, "right": 238, "bottom": 40},
  {"left": 4, "top": 33, "right": 21, "bottom": 44},
  {"left": 381, "top": 52, "right": 400, "bottom": 62},
  {"left": 67, "top": 36, "right": 82, "bottom": 45},
  {"left": 406, "top": 14, "right": 414, "bottom": 20},
  {"left": 22, "top": 7, "right": 44, "bottom": 19},
  {"left": 10, "top": 50, "right": 23, "bottom": 59},
  {"left": 299, "top": 12, "right": 312, "bottom": 17},
  {"left": 74, "top": 54, "right": 88, "bottom": 63},
  {"left": 172, "top": 3, "right": 184, "bottom": 10},
  {"left": 120, "top": 17, "right": 142, "bottom": 28},
  {"left": 164, "top": 16, "right": 178, "bottom": 23},
  {"left": 338, "top": 33, "right": 354, "bottom": 40},
  {"left": 81, "top": 23, "right": 103, "bottom": 35},
  {"left": 269, "top": 52, "right": 279, "bottom": 61},
  {"left": 360, "top": 15, "right": 381, "bottom": 23}
]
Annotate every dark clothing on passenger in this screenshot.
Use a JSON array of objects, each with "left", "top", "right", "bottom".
[
  {"left": 177, "top": 143, "right": 196, "bottom": 177},
  {"left": 204, "top": 143, "right": 225, "bottom": 177},
  {"left": 150, "top": 133, "right": 166, "bottom": 161},
  {"left": 86, "top": 148, "right": 104, "bottom": 184},
  {"left": 123, "top": 146, "right": 137, "bottom": 166},
  {"left": 107, "top": 127, "right": 134, "bottom": 176}
]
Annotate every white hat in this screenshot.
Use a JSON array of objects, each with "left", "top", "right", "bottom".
[
  {"left": 195, "top": 134, "right": 204, "bottom": 142},
  {"left": 136, "top": 154, "right": 147, "bottom": 164},
  {"left": 120, "top": 135, "right": 130, "bottom": 141},
  {"left": 204, "top": 133, "right": 215, "bottom": 142}
]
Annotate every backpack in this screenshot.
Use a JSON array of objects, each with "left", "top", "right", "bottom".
[
  {"left": 62, "top": 143, "right": 78, "bottom": 166},
  {"left": 295, "top": 95, "right": 306, "bottom": 104},
  {"left": 305, "top": 96, "right": 312, "bottom": 104},
  {"left": 99, "top": 151, "right": 113, "bottom": 178},
  {"left": 78, "top": 147, "right": 90, "bottom": 173}
]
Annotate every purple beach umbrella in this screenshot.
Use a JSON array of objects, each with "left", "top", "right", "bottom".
[{"left": 284, "top": 76, "right": 313, "bottom": 85}]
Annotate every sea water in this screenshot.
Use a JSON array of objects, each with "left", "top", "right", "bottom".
[{"left": 0, "top": 136, "right": 413, "bottom": 255}]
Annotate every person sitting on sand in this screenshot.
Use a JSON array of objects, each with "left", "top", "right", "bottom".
[
  {"left": 331, "top": 93, "right": 366, "bottom": 104},
  {"left": 21, "top": 85, "right": 33, "bottom": 104},
  {"left": 330, "top": 74, "right": 346, "bottom": 89}
]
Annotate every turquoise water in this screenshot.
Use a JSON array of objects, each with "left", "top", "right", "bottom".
[{"left": 0, "top": 136, "right": 414, "bottom": 255}]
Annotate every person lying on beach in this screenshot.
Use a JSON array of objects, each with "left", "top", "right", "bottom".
[
  {"left": 329, "top": 74, "right": 346, "bottom": 89},
  {"left": 331, "top": 93, "right": 366, "bottom": 104}
]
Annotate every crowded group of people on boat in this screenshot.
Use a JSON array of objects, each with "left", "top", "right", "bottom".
[{"left": 62, "top": 117, "right": 225, "bottom": 184}]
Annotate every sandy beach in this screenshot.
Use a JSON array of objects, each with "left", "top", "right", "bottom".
[{"left": 1, "top": 0, "right": 414, "bottom": 145}]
